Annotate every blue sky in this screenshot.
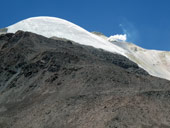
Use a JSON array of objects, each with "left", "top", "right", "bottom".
[{"left": 1, "top": 0, "right": 170, "bottom": 51}]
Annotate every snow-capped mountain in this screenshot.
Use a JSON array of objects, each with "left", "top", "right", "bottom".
[
  {"left": 5, "top": 17, "right": 127, "bottom": 57},
  {"left": 1, "top": 16, "right": 170, "bottom": 80}
]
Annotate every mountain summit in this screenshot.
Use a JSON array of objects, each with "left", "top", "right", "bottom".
[
  {"left": 5, "top": 16, "right": 126, "bottom": 56},
  {"left": 1, "top": 16, "right": 170, "bottom": 80}
]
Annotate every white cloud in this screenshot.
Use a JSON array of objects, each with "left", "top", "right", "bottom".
[{"left": 108, "top": 34, "right": 127, "bottom": 42}]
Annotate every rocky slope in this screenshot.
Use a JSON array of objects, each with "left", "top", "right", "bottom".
[{"left": 0, "top": 31, "right": 170, "bottom": 128}]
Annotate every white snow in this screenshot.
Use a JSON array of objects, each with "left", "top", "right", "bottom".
[{"left": 7, "top": 16, "right": 127, "bottom": 57}]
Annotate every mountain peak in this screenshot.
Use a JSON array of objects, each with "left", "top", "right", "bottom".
[
  {"left": 3, "top": 16, "right": 127, "bottom": 57},
  {"left": 1, "top": 16, "right": 170, "bottom": 80}
]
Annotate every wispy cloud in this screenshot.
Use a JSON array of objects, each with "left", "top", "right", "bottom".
[{"left": 119, "top": 19, "right": 139, "bottom": 43}]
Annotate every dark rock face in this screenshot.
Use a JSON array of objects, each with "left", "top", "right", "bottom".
[{"left": 0, "top": 31, "right": 170, "bottom": 128}]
